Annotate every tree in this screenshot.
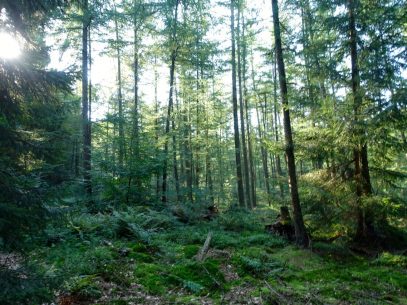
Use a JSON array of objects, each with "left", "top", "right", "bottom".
[
  {"left": 230, "top": 0, "right": 246, "bottom": 208},
  {"left": 0, "top": 0, "right": 73, "bottom": 248},
  {"left": 271, "top": 0, "right": 308, "bottom": 247},
  {"left": 161, "top": 0, "right": 180, "bottom": 203},
  {"left": 82, "top": 0, "right": 92, "bottom": 196}
]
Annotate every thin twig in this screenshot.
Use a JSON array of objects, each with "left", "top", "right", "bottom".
[{"left": 264, "top": 280, "right": 290, "bottom": 305}]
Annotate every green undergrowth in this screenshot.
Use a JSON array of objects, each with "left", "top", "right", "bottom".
[{"left": 12, "top": 206, "right": 405, "bottom": 304}]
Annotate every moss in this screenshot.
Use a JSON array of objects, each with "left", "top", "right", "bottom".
[
  {"left": 133, "top": 263, "right": 167, "bottom": 294},
  {"left": 276, "top": 259, "right": 407, "bottom": 304},
  {"left": 130, "top": 242, "right": 159, "bottom": 254},
  {"left": 130, "top": 243, "right": 149, "bottom": 253},
  {"left": 243, "top": 233, "right": 287, "bottom": 248},
  {"left": 270, "top": 246, "right": 324, "bottom": 270},
  {"left": 133, "top": 258, "right": 225, "bottom": 296},
  {"left": 232, "top": 247, "right": 283, "bottom": 278},
  {"left": 182, "top": 245, "right": 200, "bottom": 259},
  {"left": 129, "top": 252, "right": 154, "bottom": 263},
  {"left": 169, "top": 259, "right": 225, "bottom": 293},
  {"left": 109, "top": 300, "right": 128, "bottom": 305},
  {"left": 63, "top": 275, "right": 102, "bottom": 300},
  {"left": 30, "top": 210, "right": 407, "bottom": 304},
  {"left": 100, "top": 262, "right": 133, "bottom": 286}
]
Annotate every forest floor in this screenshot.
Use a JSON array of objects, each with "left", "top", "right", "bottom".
[{"left": 3, "top": 206, "right": 407, "bottom": 305}]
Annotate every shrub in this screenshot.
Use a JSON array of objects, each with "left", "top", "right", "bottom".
[
  {"left": 63, "top": 275, "right": 102, "bottom": 300},
  {"left": 215, "top": 209, "right": 263, "bottom": 232},
  {"left": 0, "top": 266, "right": 53, "bottom": 305}
]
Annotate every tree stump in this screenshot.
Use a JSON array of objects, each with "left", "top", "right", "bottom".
[{"left": 265, "top": 206, "right": 295, "bottom": 241}]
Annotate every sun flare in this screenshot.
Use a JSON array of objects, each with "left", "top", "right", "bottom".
[{"left": 0, "top": 32, "right": 21, "bottom": 59}]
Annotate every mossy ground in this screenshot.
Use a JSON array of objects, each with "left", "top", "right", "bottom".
[{"left": 25, "top": 207, "right": 407, "bottom": 305}]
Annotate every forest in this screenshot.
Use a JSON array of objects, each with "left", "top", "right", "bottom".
[{"left": 0, "top": 0, "right": 406, "bottom": 304}]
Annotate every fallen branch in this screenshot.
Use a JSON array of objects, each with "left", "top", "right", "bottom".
[
  {"left": 196, "top": 231, "right": 212, "bottom": 261},
  {"left": 264, "top": 280, "right": 290, "bottom": 305}
]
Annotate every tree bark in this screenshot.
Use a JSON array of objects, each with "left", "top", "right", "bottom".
[
  {"left": 272, "top": 0, "right": 308, "bottom": 247},
  {"left": 133, "top": 21, "right": 140, "bottom": 157},
  {"left": 237, "top": 6, "right": 251, "bottom": 208},
  {"left": 162, "top": 0, "right": 180, "bottom": 203},
  {"left": 172, "top": 79, "right": 181, "bottom": 203},
  {"left": 242, "top": 20, "right": 256, "bottom": 208},
  {"left": 154, "top": 55, "right": 161, "bottom": 199},
  {"left": 251, "top": 50, "right": 271, "bottom": 205},
  {"left": 82, "top": 0, "right": 92, "bottom": 196},
  {"left": 114, "top": 8, "right": 125, "bottom": 169},
  {"left": 230, "top": 0, "right": 245, "bottom": 208},
  {"left": 348, "top": 0, "right": 374, "bottom": 243},
  {"left": 273, "top": 57, "right": 284, "bottom": 198}
]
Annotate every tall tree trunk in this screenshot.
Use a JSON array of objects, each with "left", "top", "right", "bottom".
[
  {"left": 126, "top": 13, "right": 140, "bottom": 203},
  {"left": 133, "top": 20, "right": 140, "bottom": 157},
  {"left": 300, "top": 0, "right": 324, "bottom": 170},
  {"left": 242, "top": 24, "right": 256, "bottom": 208},
  {"left": 194, "top": 59, "right": 202, "bottom": 191},
  {"left": 162, "top": 54, "right": 176, "bottom": 203},
  {"left": 272, "top": 0, "right": 308, "bottom": 247},
  {"left": 216, "top": 130, "right": 225, "bottom": 205},
  {"left": 230, "top": 0, "right": 245, "bottom": 208},
  {"left": 82, "top": 0, "right": 92, "bottom": 196},
  {"left": 114, "top": 9, "right": 124, "bottom": 168},
  {"left": 250, "top": 47, "right": 270, "bottom": 204},
  {"left": 348, "top": 0, "right": 374, "bottom": 243},
  {"left": 172, "top": 79, "right": 181, "bottom": 202},
  {"left": 161, "top": 0, "right": 180, "bottom": 203},
  {"left": 184, "top": 96, "right": 193, "bottom": 203},
  {"left": 255, "top": 97, "right": 271, "bottom": 205},
  {"left": 237, "top": 6, "right": 251, "bottom": 208},
  {"left": 205, "top": 101, "right": 215, "bottom": 206},
  {"left": 153, "top": 56, "right": 161, "bottom": 199},
  {"left": 273, "top": 55, "right": 284, "bottom": 198}
]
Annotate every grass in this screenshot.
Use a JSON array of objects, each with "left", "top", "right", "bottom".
[{"left": 10, "top": 206, "right": 406, "bottom": 304}]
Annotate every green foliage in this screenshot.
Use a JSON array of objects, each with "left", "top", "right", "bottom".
[
  {"left": 233, "top": 247, "right": 283, "bottom": 278},
  {"left": 63, "top": 206, "right": 179, "bottom": 243},
  {"left": 133, "top": 259, "right": 225, "bottom": 296},
  {"left": 0, "top": 185, "right": 46, "bottom": 249},
  {"left": 0, "top": 265, "right": 53, "bottom": 305},
  {"left": 63, "top": 275, "right": 102, "bottom": 300},
  {"left": 214, "top": 208, "right": 263, "bottom": 232},
  {"left": 0, "top": 0, "right": 75, "bottom": 249},
  {"left": 373, "top": 252, "right": 407, "bottom": 269},
  {"left": 21, "top": 205, "right": 407, "bottom": 304},
  {"left": 183, "top": 245, "right": 200, "bottom": 259},
  {"left": 1, "top": 0, "right": 406, "bottom": 303},
  {"left": 298, "top": 169, "right": 407, "bottom": 246},
  {"left": 169, "top": 200, "right": 218, "bottom": 224}
]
